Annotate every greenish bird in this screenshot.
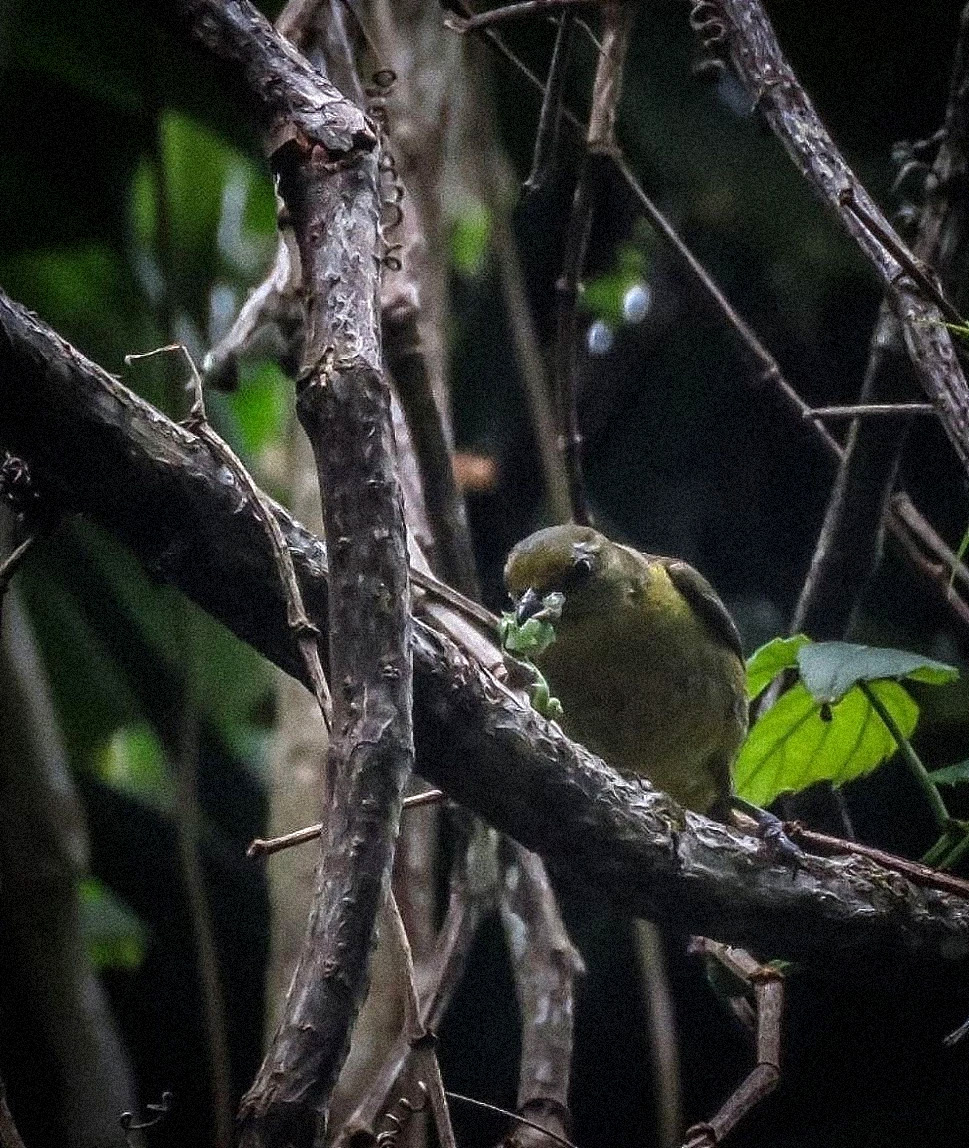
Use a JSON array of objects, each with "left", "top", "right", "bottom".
[{"left": 503, "top": 525, "right": 747, "bottom": 815}]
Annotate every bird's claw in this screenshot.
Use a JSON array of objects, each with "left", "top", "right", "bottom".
[
  {"left": 756, "top": 810, "right": 805, "bottom": 867},
  {"left": 730, "top": 797, "right": 805, "bottom": 867}
]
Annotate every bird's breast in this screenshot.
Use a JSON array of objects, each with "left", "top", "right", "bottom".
[{"left": 535, "top": 594, "right": 746, "bottom": 811}]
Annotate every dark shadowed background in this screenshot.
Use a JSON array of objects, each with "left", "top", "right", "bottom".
[{"left": 2, "top": 2, "right": 969, "bottom": 1147}]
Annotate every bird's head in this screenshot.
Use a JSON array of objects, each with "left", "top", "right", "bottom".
[{"left": 504, "top": 525, "right": 619, "bottom": 624}]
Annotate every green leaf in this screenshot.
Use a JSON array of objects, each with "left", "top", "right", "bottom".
[
  {"left": 79, "top": 877, "right": 147, "bottom": 972},
  {"left": 500, "top": 615, "right": 557, "bottom": 658},
  {"left": 499, "top": 592, "right": 563, "bottom": 658},
  {"left": 225, "top": 361, "right": 291, "bottom": 456},
  {"left": 929, "top": 761, "right": 969, "bottom": 788},
  {"left": 95, "top": 722, "right": 174, "bottom": 813},
  {"left": 797, "top": 641, "right": 958, "bottom": 704},
  {"left": 84, "top": 530, "right": 273, "bottom": 737},
  {"left": 450, "top": 201, "right": 491, "bottom": 277},
  {"left": 733, "top": 679, "right": 919, "bottom": 807},
  {"left": 745, "top": 634, "right": 811, "bottom": 700}
]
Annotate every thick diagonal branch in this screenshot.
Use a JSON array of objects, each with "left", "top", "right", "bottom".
[
  {"left": 703, "top": 0, "right": 969, "bottom": 476},
  {"left": 160, "top": 0, "right": 375, "bottom": 155},
  {"left": 6, "top": 294, "right": 969, "bottom": 968}
]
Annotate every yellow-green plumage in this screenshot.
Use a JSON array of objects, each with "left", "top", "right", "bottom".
[{"left": 503, "top": 525, "right": 747, "bottom": 814}]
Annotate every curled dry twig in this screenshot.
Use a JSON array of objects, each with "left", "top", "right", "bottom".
[{"left": 126, "top": 344, "right": 333, "bottom": 727}]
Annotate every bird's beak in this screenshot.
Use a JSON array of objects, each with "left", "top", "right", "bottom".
[{"left": 514, "top": 587, "right": 543, "bottom": 625}]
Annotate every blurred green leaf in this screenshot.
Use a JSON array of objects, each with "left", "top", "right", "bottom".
[
  {"left": 951, "top": 521, "right": 969, "bottom": 591},
  {"left": 79, "top": 876, "right": 147, "bottom": 972},
  {"left": 85, "top": 535, "right": 273, "bottom": 739},
  {"left": 929, "top": 761, "right": 969, "bottom": 788},
  {"left": 450, "top": 201, "right": 492, "bottom": 277},
  {"left": 582, "top": 244, "right": 648, "bottom": 324},
  {"left": 226, "top": 361, "right": 291, "bottom": 456},
  {"left": 2, "top": 244, "right": 143, "bottom": 360},
  {"left": 23, "top": 525, "right": 272, "bottom": 778},
  {"left": 96, "top": 723, "right": 174, "bottom": 812},
  {"left": 797, "top": 641, "right": 958, "bottom": 705},
  {"left": 130, "top": 157, "right": 157, "bottom": 251},
  {"left": 161, "top": 112, "right": 235, "bottom": 270},
  {"left": 733, "top": 679, "right": 919, "bottom": 807},
  {"left": 746, "top": 634, "right": 810, "bottom": 700}
]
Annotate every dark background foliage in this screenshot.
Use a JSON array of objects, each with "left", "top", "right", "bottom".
[{"left": 3, "top": 2, "right": 969, "bottom": 1147}]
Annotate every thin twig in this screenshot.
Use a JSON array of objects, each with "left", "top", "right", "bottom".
[
  {"left": 804, "top": 403, "right": 936, "bottom": 421},
  {"left": 838, "top": 187, "right": 964, "bottom": 325},
  {"left": 383, "top": 895, "right": 459, "bottom": 1148},
  {"left": 892, "top": 491, "right": 969, "bottom": 598},
  {"left": 553, "top": 0, "right": 635, "bottom": 525},
  {"left": 386, "top": 312, "right": 482, "bottom": 598},
  {"left": 787, "top": 823, "right": 969, "bottom": 901},
  {"left": 612, "top": 150, "right": 844, "bottom": 456},
  {"left": 444, "top": 0, "right": 592, "bottom": 34},
  {"left": 410, "top": 566, "right": 499, "bottom": 633},
  {"left": 858, "top": 680, "right": 951, "bottom": 834},
  {"left": 444, "top": 1092, "right": 580, "bottom": 1148},
  {"left": 0, "top": 533, "right": 39, "bottom": 597},
  {"left": 522, "top": 10, "right": 577, "bottom": 197},
  {"left": 634, "top": 921, "right": 681, "bottom": 1148},
  {"left": 887, "top": 497, "right": 969, "bottom": 631},
  {"left": 480, "top": 139, "right": 574, "bottom": 521},
  {"left": 127, "top": 344, "right": 333, "bottom": 729},
  {"left": 248, "top": 789, "right": 446, "bottom": 857}
]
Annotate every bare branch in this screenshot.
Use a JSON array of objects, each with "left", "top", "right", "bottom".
[
  {"left": 804, "top": 404, "right": 937, "bottom": 422},
  {"left": 160, "top": 3, "right": 414, "bottom": 1144},
  {"left": 444, "top": 0, "right": 593, "bottom": 34},
  {"left": 523, "top": 11, "right": 577, "bottom": 197},
  {"left": 498, "top": 841, "right": 583, "bottom": 1148},
  {"left": 161, "top": 0, "right": 376, "bottom": 156},
  {"left": 247, "top": 789, "right": 445, "bottom": 858},
  {"left": 791, "top": 2, "right": 969, "bottom": 639},
  {"left": 695, "top": 0, "right": 969, "bottom": 476},
  {"left": 453, "top": 2, "right": 969, "bottom": 630},
  {"left": 554, "top": 0, "right": 635, "bottom": 525}
]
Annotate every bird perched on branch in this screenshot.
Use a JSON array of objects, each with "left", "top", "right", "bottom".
[{"left": 503, "top": 524, "right": 748, "bottom": 815}]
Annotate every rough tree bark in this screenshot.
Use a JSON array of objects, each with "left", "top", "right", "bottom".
[{"left": 4, "top": 294, "right": 969, "bottom": 970}]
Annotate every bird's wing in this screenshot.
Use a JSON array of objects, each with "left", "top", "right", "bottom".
[{"left": 661, "top": 559, "right": 744, "bottom": 661}]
